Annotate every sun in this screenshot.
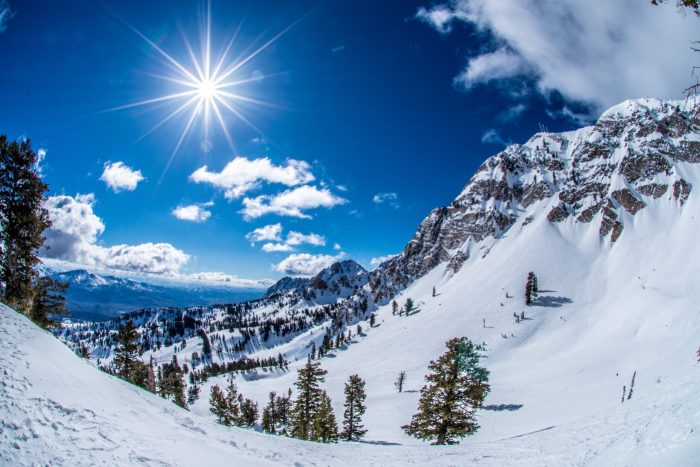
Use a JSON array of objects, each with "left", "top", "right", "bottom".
[{"left": 108, "top": 1, "right": 300, "bottom": 183}]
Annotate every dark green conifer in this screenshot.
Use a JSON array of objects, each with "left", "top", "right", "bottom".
[
  {"left": 290, "top": 357, "right": 327, "bottom": 440},
  {"left": 403, "top": 337, "right": 490, "bottom": 445},
  {"left": 342, "top": 374, "right": 367, "bottom": 441}
]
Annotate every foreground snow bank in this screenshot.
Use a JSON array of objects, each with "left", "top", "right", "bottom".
[{"left": 1, "top": 304, "right": 698, "bottom": 466}]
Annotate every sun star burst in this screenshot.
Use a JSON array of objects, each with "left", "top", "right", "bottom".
[{"left": 109, "top": 1, "right": 300, "bottom": 185}]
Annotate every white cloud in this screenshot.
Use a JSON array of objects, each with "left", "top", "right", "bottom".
[
  {"left": 262, "top": 242, "right": 295, "bottom": 253},
  {"left": 372, "top": 192, "right": 400, "bottom": 209},
  {"left": 481, "top": 128, "right": 510, "bottom": 147},
  {"left": 175, "top": 271, "right": 272, "bottom": 288},
  {"left": 370, "top": 254, "right": 398, "bottom": 269},
  {"left": 273, "top": 253, "right": 344, "bottom": 276},
  {"left": 190, "top": 157, "right": 315, "bottom": 200},
  {"left": 241, "top": 185, "right": 347, "bottom": 220},
  {"left": 42, "top": 193, "right": 189, "bottom": 275},
  {"left": 496, "top": 103, "right": 527, "bottom": 123},
  {"left": 416, "top": 5, "right": 468, "bottom": 33},
  {"left": 100, "top": 161, "right": 144, "bottom": 192},
  {"left": 246, "top": 223, "right": 283, "bottom": 244},
  {"left": 333, "top": 242, "right": 342, "bottom": 250},
  {"left": 419, "top": 0, "right": 699, "bottom": 112},
  {"left": 101, "top": 243, "right": 189, "bottom": 275},
  {"left": 455, "top": 47, "right": 530, "bottom": 89},
  {"left": 172, "top": 203, "right": 212, "bottom": 222},
  {"left": 43, "top": 194, "right": 106, "bottom": 265},
  {"left": 285, "top": 231, "right": 326, "bottom": 247},
  {"left": 0, "top": 1, "right": 14, "bottom": 33}
]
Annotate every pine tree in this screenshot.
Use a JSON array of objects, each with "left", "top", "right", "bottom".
[
  {"left": 160, "top": 355, "right": 187, "bottom": 408},
  {"left": 209, "top": 385, "right": 231, "bottom": 425},
  {"left": 392, "top": 300, "right": 398, "bottom": 315},
  {"left": 0, "top": 136, "right": 52, "bottom": 312},
  {"left": 290, "top": 357, "right": 327, "bottom": 440},
  {"left": 405, "top": 298, "right": 414, "bottom": 314},
  {"left": 262, "top": 391, "right": 277, "bottom": 433},
  {"left": 342, "top": 374, "right": 367, "bottom": 441},
  {"left": 239, "top": 397, "right": 259, "bottom": 427},
  {"left": 29, "top": 276, "right": 68, "bottom": 329},
  {"left": 432, "top": 286, "right": 436, "bottom": 297},
  {"left": 403, "top": 337, "right": 490, "bottom": 445},
  {"left": 113, "top": 320, "right": 142, "bottom": 385},
  {"left": 525, "top": 272, "right": 538, "bottom": 305},
  {"left": 369, "top": 313, "right": 376, "bottom": 327},
  {"left": 224, "top": 376, "right": 241, "bottom": 423},
  {"left": 311, "top": 390, "right": 339, "bottom": 442}
]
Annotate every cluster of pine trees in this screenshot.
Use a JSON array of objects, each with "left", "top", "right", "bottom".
[
  {"left": 210, "top": 356, "right": 368, "bottom": 444},
  {"left": 209, "top": 377, "right": 259, "bottom": 427},
  {"left": 0, "top": 136, "right": 69, "bottom": 328}
]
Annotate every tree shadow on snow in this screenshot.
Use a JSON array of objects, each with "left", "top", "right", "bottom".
[
  {"left": 531, "top": 296, "right": 572, "bottom": 308},
  {"left": 483, "top": 404, "right": 523, "bottom": 412}
]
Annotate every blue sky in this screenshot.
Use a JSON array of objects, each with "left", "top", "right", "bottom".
[{"left": 0, "top": 0, "right": 695, "bottom": 284}]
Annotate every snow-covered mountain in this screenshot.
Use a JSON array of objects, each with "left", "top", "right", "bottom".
[
  {"left": 371, "top": 98, "right": 699, "bottom": 299},
  {"left": 42, "top": 268, "right": 264, "bottom": 321},
  {"left": 4, "top": 97, "right": 700, "bottom": 465}
]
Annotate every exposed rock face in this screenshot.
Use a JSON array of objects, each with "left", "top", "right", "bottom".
[{"left": 371, "top": 98, "right": 700, "bottom": 298}]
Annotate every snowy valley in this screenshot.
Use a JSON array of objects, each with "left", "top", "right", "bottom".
[{"left": 2, "top": 97, "right": 700, "bottom": 465}]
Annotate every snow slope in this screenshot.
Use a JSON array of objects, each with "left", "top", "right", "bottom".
[{"left": 2, "top": 303, "right": 698, "bottom": 466}]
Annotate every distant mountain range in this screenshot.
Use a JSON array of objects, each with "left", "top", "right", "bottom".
[{"left": 43, "top": 268, "right": 265, "bottom": 321}]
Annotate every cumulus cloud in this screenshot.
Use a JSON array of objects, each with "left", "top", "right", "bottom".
[
  {"left": 190, "top": 157, "right": 315, "bottom": 200},
  {"left": 241, "top": 185, "right": 347, "bottom": 220},
  {"left": 418, "top": 0, "right": 699, "bottom": 112},
  {"left": 333, "top": 242, "right": 342, "bottom": 250},
  {"left": 100, "top": 161, "right": 144, "bottom": 192},
  {"left": 101, "top": 243, "right": 189, "bottom": 275},
  {"left": 43, "top": 194, "right": 106, "bottom": 265},
  {"left": 273, "top": 253, "right": 344, "bottom": 276},
  {"left": 42, "top": 193, "right": 189, "bottom": 275},
  {"left": 246, "top": 223, "right": 283, "bottom": 243},
  {"left": 370, "top": 254, "right": 398, "bottom": 269},
  {"left": 372, "top": 192, "right": 400, "bottom": 209},
  {"left": 261, "top": 242, "right": 295, "bottom": 253},
  {"left": 0, "top": 1, "right": 14, "bottom": 33},
  {"left": 285, "top": 231, "right": 326, "bottom": 247},
  {"left": 455, "top": 47, "right": 530, "bottom": 89},
  {"left": 171, "top": 203, "right": 212, "bottom": 222}
]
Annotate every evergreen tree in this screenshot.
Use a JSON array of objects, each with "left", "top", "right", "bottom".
[
  {"left": 113, "top": 320, "right": 142, "bottom": 385},
  {"left": 276, "top": 388, "right": 293, "bottom": 435},
  {"left": 262, "top": 391, "right": 277, "bottom": 433},
  {"left": 369, "top": 313, "right": 376, "bottom": 327},
  {"left": 432, "top": 286, "right": 436, "bottom": 297},
  {"left": 525, "top": 272, "right": 538, "bottom": 305},
  {"left": 290, "top": 357, "right": 327, "bottom": 440},
  {"left": 392, "top": 300, "right": 398, "bottom": 315},
  {"left": 209, "top": 385, "right": 231, "bottom": 425},
  {"left": 224, "top": 376, "right": 241, "bottom": 423},
  {"left": 405, "top": 298, "right": 414, "bottom": 314},
  {"left": 160, "top": 355, "right": 187, "bottom": 408},
  {"left": 342, "top": 374, "right": 367, "bottom": 441},
  {"left": 0, "top": 136, "right": 52, "bottom": 312},
  {"left": 29, "top": 276, "right": 68, "bottom": 329},
  {"left": 239, "top": 397, "right": 259, "bottom": 427},
  {"left": 403, "top": 337, "right": 490, "bottom": 445},
  {"left": 311, "top": 390, "right": 339, "bottom": 443}
]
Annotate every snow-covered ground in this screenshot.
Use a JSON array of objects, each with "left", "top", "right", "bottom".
[{"left": 3, "top": 186, "right": 700, "bottom": 465}]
